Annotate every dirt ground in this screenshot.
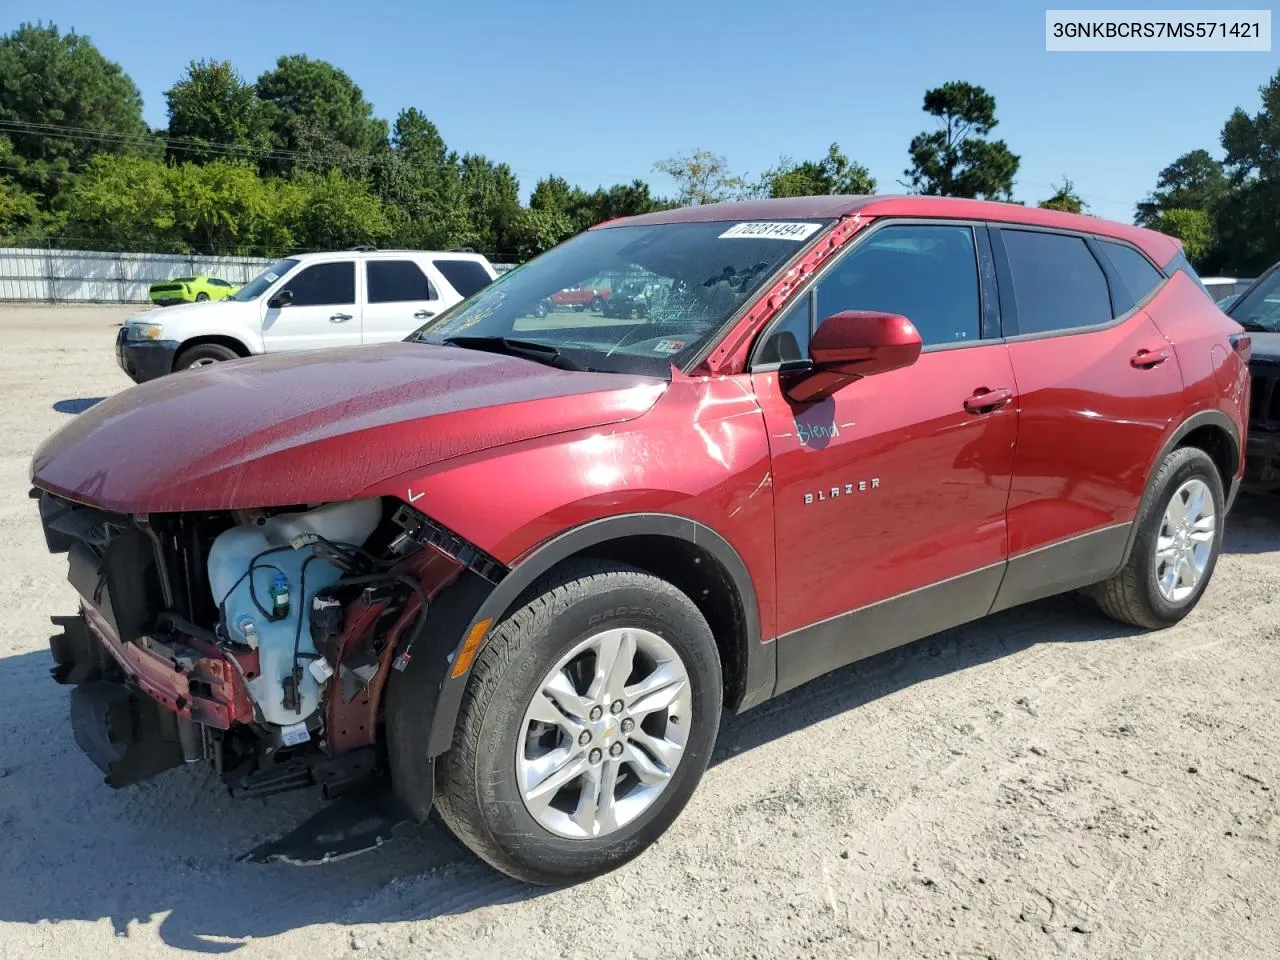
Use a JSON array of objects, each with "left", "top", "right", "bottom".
[{"left": 1, "top": 303, "right": 1278, "bottom": 960}]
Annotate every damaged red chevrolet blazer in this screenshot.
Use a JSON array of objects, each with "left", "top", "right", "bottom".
[{"left": 31, "top": 196, "right": 1249, "bottom": 883}]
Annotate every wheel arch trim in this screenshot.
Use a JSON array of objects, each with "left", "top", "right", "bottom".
[
  {"left": 424, "top": 512, "right": 773, "bottom": 757},
  {"left": 1120, "top": 408, "right": 1240, "bottom": 566}
]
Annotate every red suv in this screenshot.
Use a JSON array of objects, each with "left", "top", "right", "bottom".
[{"left": 30, "top": 196, "right": 1249, "bottom": 884}]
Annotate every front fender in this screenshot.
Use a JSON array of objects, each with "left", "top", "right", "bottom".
[{"left": 367, "top": 374, "right": 780, "bottom": 769}]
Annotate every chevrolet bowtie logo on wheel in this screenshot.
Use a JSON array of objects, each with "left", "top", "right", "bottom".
[{"left": 804, "top": 479, "right": 880, "bottom": 504}]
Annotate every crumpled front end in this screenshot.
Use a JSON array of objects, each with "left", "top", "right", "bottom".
[{"left": 35, "top": 487, "right": 485, "bottom": 857}]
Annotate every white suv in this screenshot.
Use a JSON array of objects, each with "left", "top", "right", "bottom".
[{"left": 115, "top": 249, "right": 499, "bottom": 382}]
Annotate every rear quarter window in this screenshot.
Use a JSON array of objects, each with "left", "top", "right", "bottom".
[
  {"left": 1163, "top": 251, "right": 1211, "bottom": 296},
  {"left": 1099, "top": 240, "right": 1166, "bottom": 313},
  {"left": 433, "top": 259, "right": 494, "bottom": 298}
]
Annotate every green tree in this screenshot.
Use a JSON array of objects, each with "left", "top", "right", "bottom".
[
  {"left": 761, "top": 143, "right": 875, "bottom": 197},
  {"left": 1152, "top": 208, "right": 1215, "bottom": 266},
  {"left": 1134, "top": 149, "right": 1226, "bottom": 228},
  {"left": 507, "top": 206, "right": 576, "bottom": 260},
  {"left": 56, "top": 154, "right": 179, "bottom": 251},
  {"left": 654, "top": 149, "right": 748, "bottom": 205},
  {"left": 1215, "top": 68, "right": 1280, "bottom": 274},
  {"left": 164, "top": 59, "right": 270, "bottom": 163},
  {"left": 903, "top": 81, "right": 1019, "bottom": 200},
  {"left": 255, "top": 55, "right": 388, "bottom": 173},
  {"left": 287, "top": 168, "right": 393, "bottom": 250},
  {"left": 376, "top": 107, "right": 468, "bottom": 247},
  {"left": 1037, "top": 178, "right": 1087, "bottom": 214},
  {"left": 457, "top": 154, "right": 521, "bottom": 255},
  {"left": 0, "top": 22, "right": 154, "bottom": 205},
  {"left": 169, "top": 160, "right": 286, "bottom": 254}
]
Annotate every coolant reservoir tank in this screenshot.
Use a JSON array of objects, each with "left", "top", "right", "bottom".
[{"left": 261, "top": 498, "right": 383, "bottom": 548}]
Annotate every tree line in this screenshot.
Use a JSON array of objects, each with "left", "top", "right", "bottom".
[
  {"left": 1134, "top": 69, "right": 1280, "bottom": 277},
  {"left": 0, "top": 21, "right": 1274, "bottom": 272}
]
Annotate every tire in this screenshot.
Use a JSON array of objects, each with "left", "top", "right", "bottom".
[
  {"left": 1089, "top": 446, "right": 1224, "bottom": 629},
  {"left": 535, "top": 300, "right": 550, "bottom": 318},
  {"left": 589, "top": 296, "right": 604, "bottom": 313},
  {"left": 173, "top": 342, "right": 238, "bottom": 371},
  {"left": 432, "top": 559, "right": 723, "bottom": 884},
  {"left": 195, "top": 292, "right": 209, "bottom": 302}
]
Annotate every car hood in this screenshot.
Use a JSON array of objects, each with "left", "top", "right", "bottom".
[{"left": 32, "top": 342, "right": 666, "bottom": 513}]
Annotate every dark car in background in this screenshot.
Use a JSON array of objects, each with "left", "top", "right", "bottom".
[{"left": 1227, "top": 261, "right": 1280, "bottom": 492}]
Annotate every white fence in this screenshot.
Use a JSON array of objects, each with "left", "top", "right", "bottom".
[
  {"left": 0, "top": 248, "right": 274, "bottom": 303},
  {"left": 0, "top": 247, "right": 517, "bottom": 303}
]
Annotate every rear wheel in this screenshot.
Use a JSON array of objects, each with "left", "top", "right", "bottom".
[
  {"left": 433, "top": 560, "right": 723, "bottom": 884},
  {"left": 1090, "top": 446, "right": 1224, "bottom": 629},
  {"left": 173, "top": 342, "right": 238, "bottom": 371},
  {"left": 195, "top": 292, "right": 209, "bottom": 302},
  {"left": 589, "top": 295, "right": 604, "bottom": 313}
]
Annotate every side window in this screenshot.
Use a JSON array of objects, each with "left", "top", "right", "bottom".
[
  {"left": 1001, "top": 230, "right": 1111, "bottom": 335},
  {"left": 433, "top": 259, "right": 494, "bottom": 298},
  {"left": 367, "top": 260, "right": 437, "bottom": 303},
  {"left": 1099, "top": 240, "right": 1165, "bottom": 313},
  {"left": 284, "top": 262, "right": 355, "bottom": 307},
  {"left": 756, "top": 225, "right": 981, "bottom": 362},
  {"left": 755, "top": 298, "right": 810, "bottom": 364}
]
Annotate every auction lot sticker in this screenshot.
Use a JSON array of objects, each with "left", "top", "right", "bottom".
[{"left": 719, "top": 222, "right": 823, "bottom": 241}]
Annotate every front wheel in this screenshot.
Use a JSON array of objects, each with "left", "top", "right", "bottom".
[
  {"left": 1089, "top": 446, "right": 1224, "bottom": 629},
  {"left": 195, "top": 292, "right": 209, "bottom": 302},
  {"left": 173, "top": 342, "right": 239, "bottom": 371},
  {"left": 433, "top": 560, "right": 723, "bottom": 884}
]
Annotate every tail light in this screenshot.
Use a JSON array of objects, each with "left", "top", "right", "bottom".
[{"left": 1229, "top": 332, "right": 1252, "bottom": 362}]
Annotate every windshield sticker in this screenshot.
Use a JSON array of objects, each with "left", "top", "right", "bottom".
[
  {"left": 264, "top": 272, "right": 278, "bottom": 282},
  {"left": 718, "top": 222, "right": 822, "bottom": 241},
  {"left": 653, "top": 338, "right": 685, "bottom": 355}
]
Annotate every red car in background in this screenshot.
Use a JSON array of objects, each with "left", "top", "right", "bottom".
[
  {"left": 545, "top": 284, "right": 612, "bottom": 313},
  {"left": 30, "top": 195, "right": 1248, "bottom": 885}
]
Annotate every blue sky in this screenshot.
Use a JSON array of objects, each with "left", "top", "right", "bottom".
[{"left": 10, "top": 0, "right": 1278, "bottom": 219}]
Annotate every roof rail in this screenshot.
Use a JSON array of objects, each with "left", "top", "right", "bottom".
[
  {"left": 445, "top": 246, "right": 476, "bottom": 253},
  {"left": 348, "top": 245, "right": 378, "bottom": 252}
]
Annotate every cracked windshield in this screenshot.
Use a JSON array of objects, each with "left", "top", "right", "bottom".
[{"left": 412, "top": 219, "right": 831, "bottom": 375}]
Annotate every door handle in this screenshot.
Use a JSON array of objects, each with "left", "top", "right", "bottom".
[
  {"left": 414, "top": 310, "right": 435, "bottom": 319},
  {"left": 330, "top": 313, "right": 352, "bottom": 323},
  {"left": 1130, "top": 348, "right": 1170, "bottom": 369},
  {"left": 963, "top": 387, "right": 1013, "bottom": 414}
]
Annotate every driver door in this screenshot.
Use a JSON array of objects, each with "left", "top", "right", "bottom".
[
  {"left": 262, "top": 260, "right": 362, "bottom": 352},
  {"left": 750, "top": 221, "right": 1018, "bottom": 693}
]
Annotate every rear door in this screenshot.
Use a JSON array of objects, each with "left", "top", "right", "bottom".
[
  {"left": 261, "top": 259, "right": 361, "bottom": 352},
  {"left": 362, "top": 258, "right": 442, "bottom": 344},
  {"left": 989, "top": 226, "right": 1186, "bottom": 611}
]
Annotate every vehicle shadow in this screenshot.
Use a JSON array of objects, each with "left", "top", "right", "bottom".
[
  {"left": 1221, "top": 492, "right": 1280, "bottom": 554},
  {"left": 52, "top": 397, "right": 107, "bottom": 415},
  {"left": 0, "top": 503, "right": 1274, "bottom": 950}
]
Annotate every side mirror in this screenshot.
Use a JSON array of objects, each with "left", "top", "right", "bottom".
[
  {"left": 268, "top": 289, "right": 293, "bottom": 309},
  {"left": 785, "top": 310, "right": 922, "bottom": 404}
]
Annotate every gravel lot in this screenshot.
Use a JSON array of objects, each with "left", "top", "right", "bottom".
[{"left": 1, "top": 303, "right": 1278, "bottom": 960}]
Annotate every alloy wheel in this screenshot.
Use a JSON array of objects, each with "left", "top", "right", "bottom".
[
  {"left": 1154, "top": 477, "right": 1216, "bottom": 603},
  {"left": 517, "top": 627, "right": 692, "bottom": 840}
]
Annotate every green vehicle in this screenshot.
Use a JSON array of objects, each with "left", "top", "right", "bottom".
[{"left": 148, "top": 275, "right": 239, "bottom": 307}]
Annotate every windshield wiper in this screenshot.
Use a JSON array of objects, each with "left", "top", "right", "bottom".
[{"left": 440, "top": 335, "right": 586, "bottom": 371}]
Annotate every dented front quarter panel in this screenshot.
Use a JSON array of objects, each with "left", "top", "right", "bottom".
[{"left": 360, "top": 371, "right": 779, "bottom": 642}]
